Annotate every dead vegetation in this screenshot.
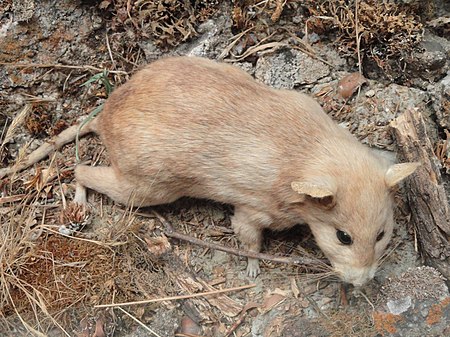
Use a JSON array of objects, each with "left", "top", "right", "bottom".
[
  {"left": 0, "top": 191, "right": 170, "bottom": 334},
  {"left": 105, "top": 0, "right": 220, "bottom": 48},
  {"left": 306, "top": 0, "right": 424, "bottom": 78}
]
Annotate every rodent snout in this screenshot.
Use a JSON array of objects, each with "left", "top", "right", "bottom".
[{"left": 335, "top": 264, "right": 377, "bottom": 287}]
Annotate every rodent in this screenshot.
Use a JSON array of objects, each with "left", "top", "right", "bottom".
[{"left": 2, "top": 56, "right": 419, "bottom": 286}]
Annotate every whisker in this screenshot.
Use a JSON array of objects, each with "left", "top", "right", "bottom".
[
  {"left": 296, "top": 271, "right": 339, "bottom": 284},
  {"left": 378, "top": 239, "right": 402, "bottom": 267}
]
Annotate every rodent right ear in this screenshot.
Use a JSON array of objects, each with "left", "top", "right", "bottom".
[
  {"left": 291, "top": 180, "right": 336, "bottom": 209},
  {"left": 385, "top": 162, "right": 420, "bottom": 188}
]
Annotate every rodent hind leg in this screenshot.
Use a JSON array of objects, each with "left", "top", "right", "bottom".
[
  {"left": 75, "top": 165, "right": 137, "bottom": 205},
  {"left": 231, "top": 206, "right": 267, "bottom": 278},
  {"left": 74, "top": 164, "right": 179, "bottom": 207}
]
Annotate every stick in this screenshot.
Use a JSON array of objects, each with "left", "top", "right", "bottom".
[
  {"left": 94, "top": 284, "right": 255, "bottom": 308},
  {"left": 0, "top": 119, "right": 95, "bottom": 179},
  {"left": 0, "top": 62, "right": 128, "bottom": 75},
  {"left": 152, "top": 211, "right": 329, "bottom": 270}
]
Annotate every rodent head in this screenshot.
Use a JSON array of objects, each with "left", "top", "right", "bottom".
[{"left": 291, "top": 162, "right": 419, "bottom": 287}]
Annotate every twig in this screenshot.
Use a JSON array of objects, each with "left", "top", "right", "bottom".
[
  {"left": 305, "top": 295, "right": 330, "bottom": 320},
  {"left": 218, "top": 26, "right": 254, "bottom": 60},
  {"left": 287, "top": 31, "right": 333, "bottom": 67},
  {"left": 355, "top": 0, "right": 362, "bottom": 74},
  {"left": 94, "top": 283, "right": 255, "bottom": 308},
  {"left": 354, "top": 289, "right": 375, "bottom": 311},
  {"left": 0, "top": 62, "right": 128, "bottom": 75},
  {"left": 0, "top": 194, "right": 27, "bottom": 205},
  {"left": 339, "top": 283, "right": 348, "bottom": 307},
  {"left": 153, "top": 211, "right": 328, "bottom": 270},
  {"left": 224, "top": 302, "right": 258, "bottom": 337},
  {"left": 105, "top": 32, "right": 116, "bottom": 68},
  {"left": 117, "top": 307, "right": 162, "bottom": 337}
]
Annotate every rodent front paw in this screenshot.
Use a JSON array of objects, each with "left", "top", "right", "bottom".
[{"left": 246, "top": 258, "right": 260, "bottom": 278}]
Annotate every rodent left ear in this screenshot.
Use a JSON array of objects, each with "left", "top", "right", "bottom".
[
  {"left": 291, "top": 180, "right": 336, "bottom": 208},
  {"left": 385, "top": 162, "right": 420, "bottom": 188}
]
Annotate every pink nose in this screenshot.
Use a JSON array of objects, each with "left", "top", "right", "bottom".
[{"left": 338, "top": 265, "right": 377, "bottom": 286}]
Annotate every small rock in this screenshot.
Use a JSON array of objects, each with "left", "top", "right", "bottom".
[
  {"left": 12, "top": 0, "right": 35, "bottom": 22},
  {"left": 428, "top": 73, "right": 450, "bottom": 128},
  {"left": 255, "top": 49, "right": 330, "bottom": 89},
  {"left": 387, "top": 296, "right": 412, "bottom": 315},
  {"left": 406, "top": 33, "right": 450, "bottom": 83},
  {"left": 292, "top": 15, "right": 302, "bottom": 24},
  {"left": 365, "top": 89, "right": 375, "bottom": 97},
  {"left": 308, "top": 32, "right": 320, "bottom": 44}
]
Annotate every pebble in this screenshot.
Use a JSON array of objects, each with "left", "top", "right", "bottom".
[{"left": 365, "top": 89, "right": 376, "bottom": 97}]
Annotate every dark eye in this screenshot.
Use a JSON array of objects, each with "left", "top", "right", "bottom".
[
  {"left": 376, "top": 231, "right": 385, "bottom": 242},
  {"left": 336, "top": 230, "right": 353, "bottom": 245}
]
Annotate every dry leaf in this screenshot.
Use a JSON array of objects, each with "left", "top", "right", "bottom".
[
  {"left": 260, "top": 293, "right": 286, "bottom": 314},
  {"left": 271, "top": 0, "right": 285, "bottom": 22},
  {"left": 93, "top": 316, "right": 106, "bottom": 337},
  {"left": 290, "top": 277, "right": 300, "bottom": 299},
  {"left": 180, "top": 316, "right": 202, "bottom": 335},
  {"left": 99, "top": 1, "right": 111, "bottom": 10},
  {"left": 145, "top": 235, "right": 171, "bottom": 257},
  {"left": 337, "top": 72, "right": 367, "bottom": 99}
]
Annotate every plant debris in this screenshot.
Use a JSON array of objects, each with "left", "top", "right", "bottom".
[
  {"left": 305, "top": 0, "right": 424, "bottom": 78},
  {"left": 101, "top": 0, "right": 220, "bottom": 49}
]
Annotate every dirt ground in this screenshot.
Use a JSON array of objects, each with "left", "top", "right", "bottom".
[{"left": 0, "top": 1, "right": 449, "bottom": 336}]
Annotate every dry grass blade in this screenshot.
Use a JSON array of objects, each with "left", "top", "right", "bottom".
[
  {"left": 95, "top": 284, "right": 256, "bottom": 308},
  {"left": 377, "top": 239, "right": 402, "bottom": 268},
  {"left": 218, "top": 26, "right": 254, "bottom": 60},
  {"left": 226, "top": 41, "right": 286, "bottom": 63},
  {"left": 0, "top": 196, "right": 69, "bottom": 335},
  {"left": 1, "top": 104, "right": 32, "bottom": 150}
]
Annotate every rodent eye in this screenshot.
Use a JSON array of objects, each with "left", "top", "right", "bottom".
[
  {"left": 376, "top": 230, "right": 385, "bottom": 242},
  {"left": 336, "top": 230, "right": 352, "bottom": 245}
]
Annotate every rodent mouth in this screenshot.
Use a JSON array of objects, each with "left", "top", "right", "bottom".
[{"left": 336, "top": 265, "right": 377, "bottom": 287}]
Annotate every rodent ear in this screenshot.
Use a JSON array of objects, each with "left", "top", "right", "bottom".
[
  {"left": 385, "top": 162, "right": 420, "bottom": 188},
  {"left": 291, "top": 180, "right": 336, "bottom": 208}
]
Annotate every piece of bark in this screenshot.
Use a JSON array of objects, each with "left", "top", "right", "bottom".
[{"left": 390, "top": 109, "right": 450, "bottom": 281}]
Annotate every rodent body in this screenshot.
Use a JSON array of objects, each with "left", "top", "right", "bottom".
[{"left": 74, "top": 56, "right": 418, "bottom": 286}]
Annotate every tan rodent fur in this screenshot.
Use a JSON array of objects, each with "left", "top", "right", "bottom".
[{"left": 1, "top": 57, "right": 419, "bottom": 286}]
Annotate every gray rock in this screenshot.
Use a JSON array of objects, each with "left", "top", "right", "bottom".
[
  {"left": 406, "top": 33, "right": 450, "bottom": 84},
  {"left": 387, "top": 296, "right": 412, "bottom": 315},
  {"left": 428, "top": 72, "right": 450, "bottom": 128},
  {"left": 373, "top": 266, "right": 450, "bottom": 337},
  {"left": 255, "top": 49, "right": 330, "bottom": 89},
  {"left": 341, "top": 83, "right": 431, "bottom": 149},
  {"left": 175, "top": 13, "right": 232, "bottom": 59}
]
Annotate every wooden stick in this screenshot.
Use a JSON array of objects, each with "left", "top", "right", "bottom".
[
  {"left": 390, "top": 109, "right": 450, "bottom": 282},
  {"left": 94, "top": 284, "right": 255, "bottom": 308},
  {"left": 152, "top": 211, "right": 329, "bottom": 271},
  {"left": 0, "top": 62, "right": 128, "bottom": 75}
]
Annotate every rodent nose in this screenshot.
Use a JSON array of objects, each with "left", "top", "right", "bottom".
[{"left": 336, "top": 265, "right": 376, "bottom": 286}]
